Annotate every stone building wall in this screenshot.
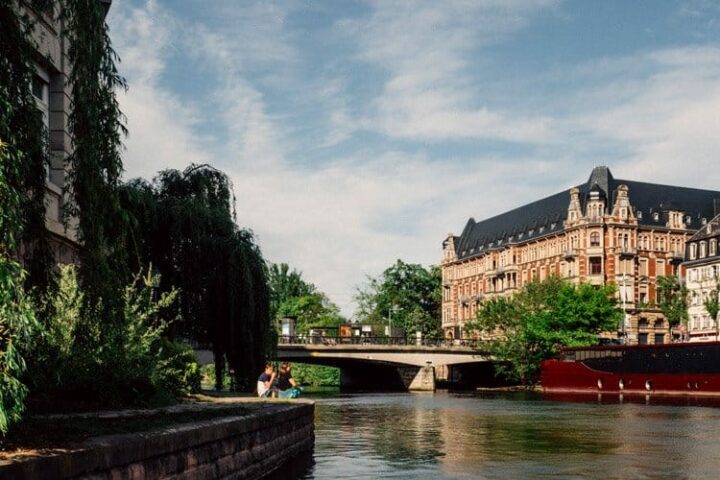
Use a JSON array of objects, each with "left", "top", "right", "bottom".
[{"left": 0, "top": 402, "right": 314, "bottom": 480}]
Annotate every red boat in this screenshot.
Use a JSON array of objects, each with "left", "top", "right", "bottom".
[{"left": 541, "top": 341, "right": 720, "bottom": 396}]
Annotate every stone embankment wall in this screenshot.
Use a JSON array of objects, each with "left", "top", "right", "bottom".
[{"left": 0, "top": 402, "right": 314, "bottom": 480}]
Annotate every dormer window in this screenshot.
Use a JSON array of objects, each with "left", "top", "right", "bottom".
[
  {"left": 653, "top": 212, "right": 660, "bottom": 222},
  {"left": 550, "top": 222, "right": 556, "bottom": 229},
  {"left": 539, "top": 226, "right": 545, "bottom": 233},
  {"left": 700, "top": 241, "right": 707, "bottom": 258},
  {"left": 637, "top": 211, "right": 643, "bottom": 220},
  {"left": 529, "top": 229, "right": 534, "bottom": 236},
  {"left": 689, "top": 243, "right": 697, "bottom": 260},
  {"left": 685, "top": 215, "right": 692, "bottom": 225},
  {"left": 710, "top": 240, "right": 717, "bottom": 257}
]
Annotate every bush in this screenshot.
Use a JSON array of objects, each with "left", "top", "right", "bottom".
[
  {"left": 156, "top": 338, "right": 202, "bottom": 395},
  {"left": 0, "top": 258, "right": 37, "bottom": 434},
  {"left": 292, "top": 364, "right": 340, "bottom": 387},
  {"left": 26, "top": 266, "right": 200, "bottom": 409}
]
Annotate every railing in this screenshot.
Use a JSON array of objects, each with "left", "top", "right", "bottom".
[{"left": 278, "top": 335, "right": 482, "bottom": 349}]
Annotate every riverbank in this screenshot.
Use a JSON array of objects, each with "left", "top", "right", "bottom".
[{"left": 0, "top": 396, "right": 314, "bottom": 479}]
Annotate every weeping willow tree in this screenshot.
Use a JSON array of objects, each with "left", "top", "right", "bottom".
[
  {"left": 62, "top": 0, "right": 129, "bottom": 312},
  {"left": 122, "top": 165, "right": 272, "bottom": 390}
]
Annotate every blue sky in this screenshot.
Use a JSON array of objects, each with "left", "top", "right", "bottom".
[{"left": 107, "top": 0, "right": 720, "bottom": 316}]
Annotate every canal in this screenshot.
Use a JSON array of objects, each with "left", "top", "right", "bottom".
[{"left": 291, "top": 391, "right": 720, "bottom": 479}]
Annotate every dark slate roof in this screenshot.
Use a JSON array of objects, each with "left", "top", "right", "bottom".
[
  {"left": 454, "top": 167, "right": 720, "bottom": 261},
  {"left": 687, "top": 213, "right": 720, "bottom": 242}
]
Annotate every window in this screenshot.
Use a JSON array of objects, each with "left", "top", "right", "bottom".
[
  {"left": 32, "top": 66, "right": 50, "bottom": 181},
  {"left": 590, "top": 231, "right": 600, "bottom": 247},
  {"left": 710, "top": 240, "right": 716, "bottom": 256},
  {"left": 689, "top": 243, "right": 697, "bottom": 260},
  {"left": 654, "top": 333, "right": 665, "bottom": 344},
  {"left": 32, "top": 68, "right": 50, "bottom": 133},
  {"left": 700, "top": 242, "right": 707, "bottom": 258},
  {"left": 656, "top": 259, "right": 666, "bottom": 277},
  {"left": 589, "top": 257, "right": 602, "bottom": 275},
  {"left": 638, "top": 333, "right": 648, "bottom": 345}
]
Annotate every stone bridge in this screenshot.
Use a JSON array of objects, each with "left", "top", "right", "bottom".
[{"left": 276, "top": 337, "right": 495, "bottom": 392}]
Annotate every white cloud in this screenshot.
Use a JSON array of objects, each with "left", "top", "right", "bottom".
[
  {"left": 109, "top": 1, "right": 210, "bottom": 180},
  {"left": 108, "top": 0, "right": 720, "bottom": 318},
  {"left": 341, "top": 0, "right": 560, "bottom": 143},
  {"left": 569, "top": 46, "right": 720, "bottom": 188}
]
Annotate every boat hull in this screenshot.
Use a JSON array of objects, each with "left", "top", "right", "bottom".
[{"left": 541, "top": 358, "right": 720, "bottom": 396}]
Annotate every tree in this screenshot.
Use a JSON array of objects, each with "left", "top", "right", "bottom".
[
  {"left": 703, "top": 278, "right": 720, "bottom": 341},
  {"left": 63, "top": 0, "right": 130, "bottom": 313},
  {"left": 268, "top": 263, "right": 315, "bottom": 321},
  {"left": 354, "top": 260, "right": 442, "bottom": 338},
  {"left": 121, "top": 165, "right": 271, "bottom": 391},
  {"left": 277, "top": 292, "right": 344, "bottom": 334},
  {"left": 657, "top": 275, "right": 689, "bottom": 340},
  {"left": 466, "top": 277, "right": 622, "bottom": 385}
]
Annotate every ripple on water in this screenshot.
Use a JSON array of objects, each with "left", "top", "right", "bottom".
[{"left": 295, "top": 391, "right": 720, "bottom": 479}]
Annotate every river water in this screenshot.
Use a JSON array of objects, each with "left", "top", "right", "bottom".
[{"left": 294, "top": 391, "right": 720, "bottom": 479}]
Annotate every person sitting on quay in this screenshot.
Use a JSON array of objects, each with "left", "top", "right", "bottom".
[
  {"left": 277, "top": 362, "right": 302, "bottom": 399},
  {"left": 257, "top": 362, "right": 277, "bottom": 398}
]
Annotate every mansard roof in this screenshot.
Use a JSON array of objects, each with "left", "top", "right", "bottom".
[
  {"left": 453, "top": 167, "right": 720, "bottom": 261},
  {"left": 687, "top": 213, "right": 720, "bottom": 243}
]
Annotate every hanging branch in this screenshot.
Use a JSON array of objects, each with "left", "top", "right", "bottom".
[{"left": 62, "top": 0, "right": 129, "bottom": 313}]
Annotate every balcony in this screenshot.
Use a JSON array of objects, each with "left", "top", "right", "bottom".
[
  {"left": 618, "top": 246, "right": 637, "bottom": 258},
  {"left": 563, "top": 249, "right": 579, "bottom": 260},
  {"left": 668, "top": 251, "right": 685, "bottom": 263}
]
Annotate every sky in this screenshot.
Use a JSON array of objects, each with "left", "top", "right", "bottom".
[{"left": 106, "top": 0, "right": 720, "bottom": 317}]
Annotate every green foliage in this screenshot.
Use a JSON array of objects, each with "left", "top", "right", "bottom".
[
  {"left": 703, "top": 279, "right": 720, "bottom": 338},
  {"left": 0, "top": 258, "right": 38, "bottom": 434},
  {"left": 292, "top": 364, "right": 340, "bottom": 387},
  {"left": 268, "top": 263, "right": 316, "bottom": 320},
  {"left": 354, "top": 260, "right": 442, "bottom": 338},
  {"left": 121, "top": 165, "right": 271, "bottom": 391},
  {"left": 0, "top": 132, "right": 39, "bottom": 434},
  {"left": 27, "top": 266, "right": 197, "bottom": 406},
  {"left": 0, "top": 0, "right": 54, "bottom": 292},
  {"left": 467, "top": 277, "right": 622, "bottom": 385},
  {"left": 277, "top": 292, "right": 345, "bottom": 334},
  {"left": 62, "top": 0, "right": 129, "bottom": 312},
  {"left": 657, "top": 276, "right": 689, "bottom": 334}
]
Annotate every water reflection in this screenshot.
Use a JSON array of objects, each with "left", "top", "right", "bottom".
[{"left": 297, "top": 391, "right": 720, "bottom": 479}]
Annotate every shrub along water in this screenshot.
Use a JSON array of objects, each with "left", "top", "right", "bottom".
[{"left": 26, "top": 266, "right": 201, "bottom": 409}]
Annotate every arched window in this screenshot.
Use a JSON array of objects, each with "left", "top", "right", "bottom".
[{"left": 590, "top": 231, "right": 600, "bottom": 247}]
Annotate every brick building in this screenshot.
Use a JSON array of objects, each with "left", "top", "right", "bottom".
[
  {"left": 441, "top": 167, "right": 720, "bottom": 344},
  {"left": 683, "top": 213, "right": 720, "bottom": 342}
]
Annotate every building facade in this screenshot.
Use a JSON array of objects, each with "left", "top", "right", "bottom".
[
  {"left": 19, "top": 0, "right": 112, "bottom": 266},
  {"left": 441, "top": 167, "right": 720, "bottom": 345},
  {"left": 683, "top": 214, "right": 720, "bottom": 342}
]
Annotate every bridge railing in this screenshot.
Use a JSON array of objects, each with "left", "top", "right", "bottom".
[{"left": 278, "top": 335, "right": 482, "bottom": 349}]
